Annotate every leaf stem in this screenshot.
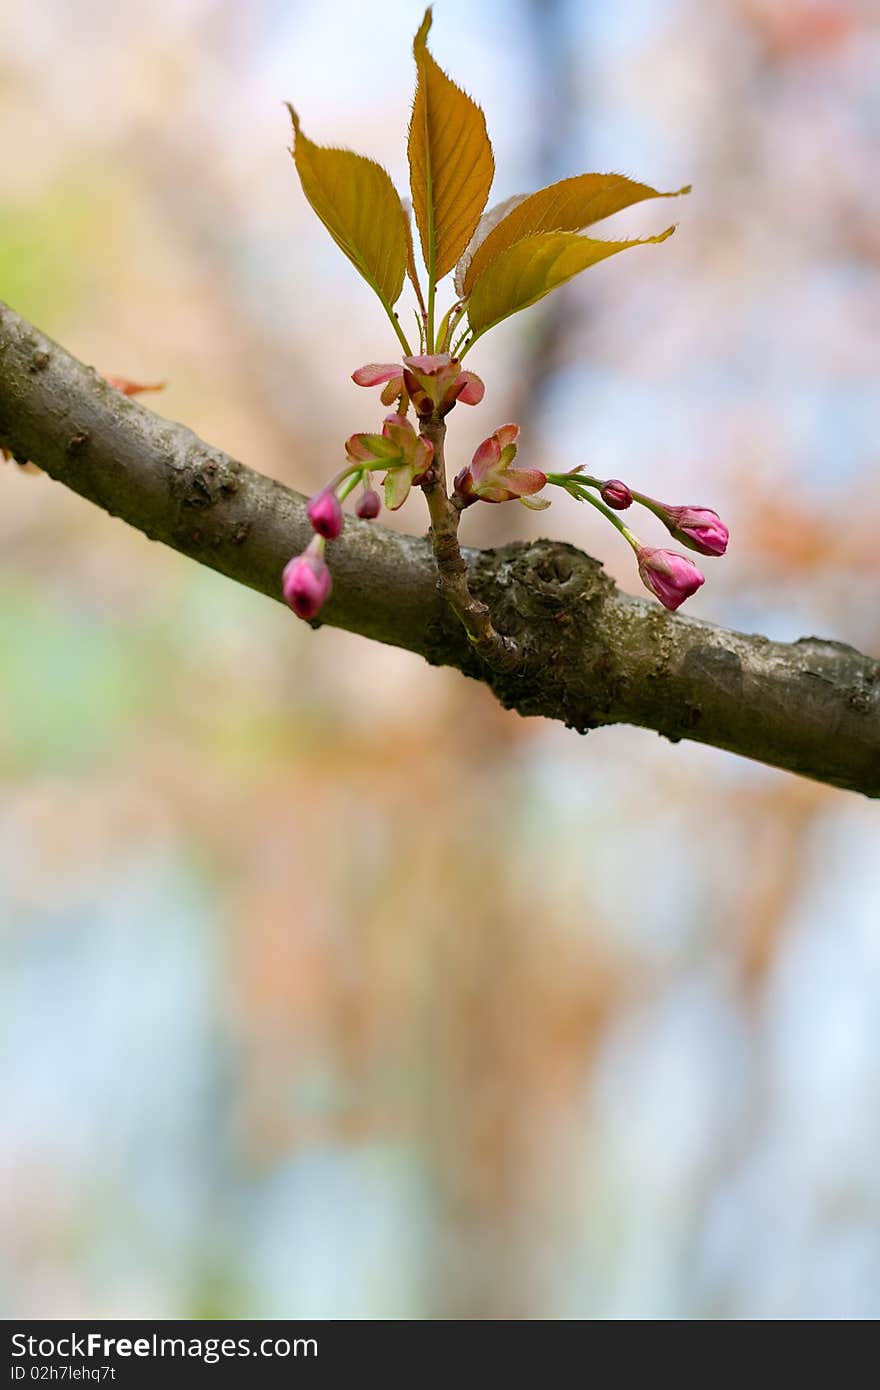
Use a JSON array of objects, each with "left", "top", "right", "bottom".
[
  {"left": 456, "top": 328, "right": 480, "bottom": 360},
  {"left": 426, "top": 280, "right": 436, "bottom": 354},
  {"left": 336, "top": 470, "right": 363, "bottom": 503},
  {"left": 545, "top": 473, "right": 641, "bottom": 551},
  {"left": 424, "top": 153, "right": 436, "bottom": 351},
  {"left": 384, "top": 302, "right": 413, "bottom": 356}
]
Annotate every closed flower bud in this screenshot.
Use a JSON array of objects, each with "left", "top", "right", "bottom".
[
  {"left": 637, "top": 495, "right": 729, "bottom": 557},
  {"left": 306, "top": 488, "right": 344, "bottom": 540},
  {"left": 282, "top": 544, "right": 332, "bottom": 620},
  {"left": 600, "top": 479, "right": 632, "bottom": 510},
  {"left": 636, "top": 546, "right": 705, "bottom": 611},
  {"left": 356, "top": 487, "right": 381, "bottom": 520},
  {"left": 667, "top": 506, "right": 729, "bottom": 557},
  {"left": 453, "top": 466, "right": 478, "bottom": 506}
]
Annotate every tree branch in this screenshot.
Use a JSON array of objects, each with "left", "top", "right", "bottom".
[
  {"left": 1, "top": 298, "right": 878, "bottom": 797},
  {"left": 419, "top": 414, "right": 520, "bottom": 671}
]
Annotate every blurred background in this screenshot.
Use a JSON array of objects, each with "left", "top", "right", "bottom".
[{"left": 2, "top": 0, "right": 879, "bottom": 1320}]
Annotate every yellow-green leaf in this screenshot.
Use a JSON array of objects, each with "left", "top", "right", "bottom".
[
  {"left": 453, "top": 193, "right": 528, "bottom": 298},
  {"left": 289, "top": 107, "right": 407, "bottom": 309},
  {"left": 466, "top": 227, "right": 676, "bottom": 339},
  {"left": 407, "top": 8, "right": 494, "bottom": 282},
  {"left": 461, "top": 173, "right": 689, "bottom": 296},
  {"left": 384, "top": 465, "right": 413, "bottom": 511}
]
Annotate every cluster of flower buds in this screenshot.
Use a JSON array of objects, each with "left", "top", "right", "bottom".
[
  {"left": 345, "top": 413, "right": 434, "bottom": 510},
  {"left": 454, "top": 424, "right": 549, "bottom": 509},
  {"left": 353, "top": 353, "right": 483, "bottom": 416},
  {"left": 544, "top": 468, "right": 729, "bottom": 611},
  {"left": 281, "top": 348, "right": 729, "bottom": 622},
  {"left": 282, "top": 463, "right": 384, "bottom": 621},
  {"left": 283, "top": 382, "right": 443, "bottom": 621},
  {"left": 283, "top": 351, "right": 489, "bottom": 622}
]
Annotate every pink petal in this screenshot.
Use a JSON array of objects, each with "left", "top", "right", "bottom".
[
  {"left": 503, "top": 468, "right": 548, "bottom": 498},
  {"left": 456, "top": 372, "right": 485, "bottom": 405},
  {"left": 470, "top": 434, "right": 501, "bottom": 483},
  {"left": 352, "top": 363, "right": 402, "bottom": 387},
  {"left": 402, "top": 353, "right": 453, "bottom": 374},
  {"left": 382, "top": 412, "right": 416, "bottom": 440},
  {"left": 495, "top": 423, "right": 519, "bottom": 448}
]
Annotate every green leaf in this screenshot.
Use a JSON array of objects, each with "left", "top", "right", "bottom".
[
  {"left": 466, "top": 227, "right": 676, "bottom": 339},
  {"left": 288, "top": 107, "right": 407, "bottom": 310},
  {"left": 384, "top": 465, "right": 412, "bottom": 511},
  {"left": 348, "top": 433, "right": 403, "bottom": 461},
  {"left": 460, "top": 173, "right": 689, "bottom": 297},
  {"left": 407, "top": 7, "right": 494, "bottom": 283}
]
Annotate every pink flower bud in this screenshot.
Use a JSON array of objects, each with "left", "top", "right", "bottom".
[
  {"left": 282, "top": 545, "right": 332, "bottom": 620},
  {"left": 636, "top": 546, "right": 705, "bottom": 611},
  {"left": 600, "top": 479, "right": 632, "bottom": 510},
  {"left": 638, "top": 496, "right": 729, "bottom": 557},
  {"left": 345, "top": 416, "right": 433, "bottom": 512},
  {"left": 668, "top": 507, "right": 729, "bottom": 557},
  {"left": 453, "top": 466, "right": 478, "bottom": 506},
  {"left": 306, "top": 488, "right": 344, "bottom": 540},
  {"left": 356, "top": 487, "right": 381, "bottom": 519}
]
